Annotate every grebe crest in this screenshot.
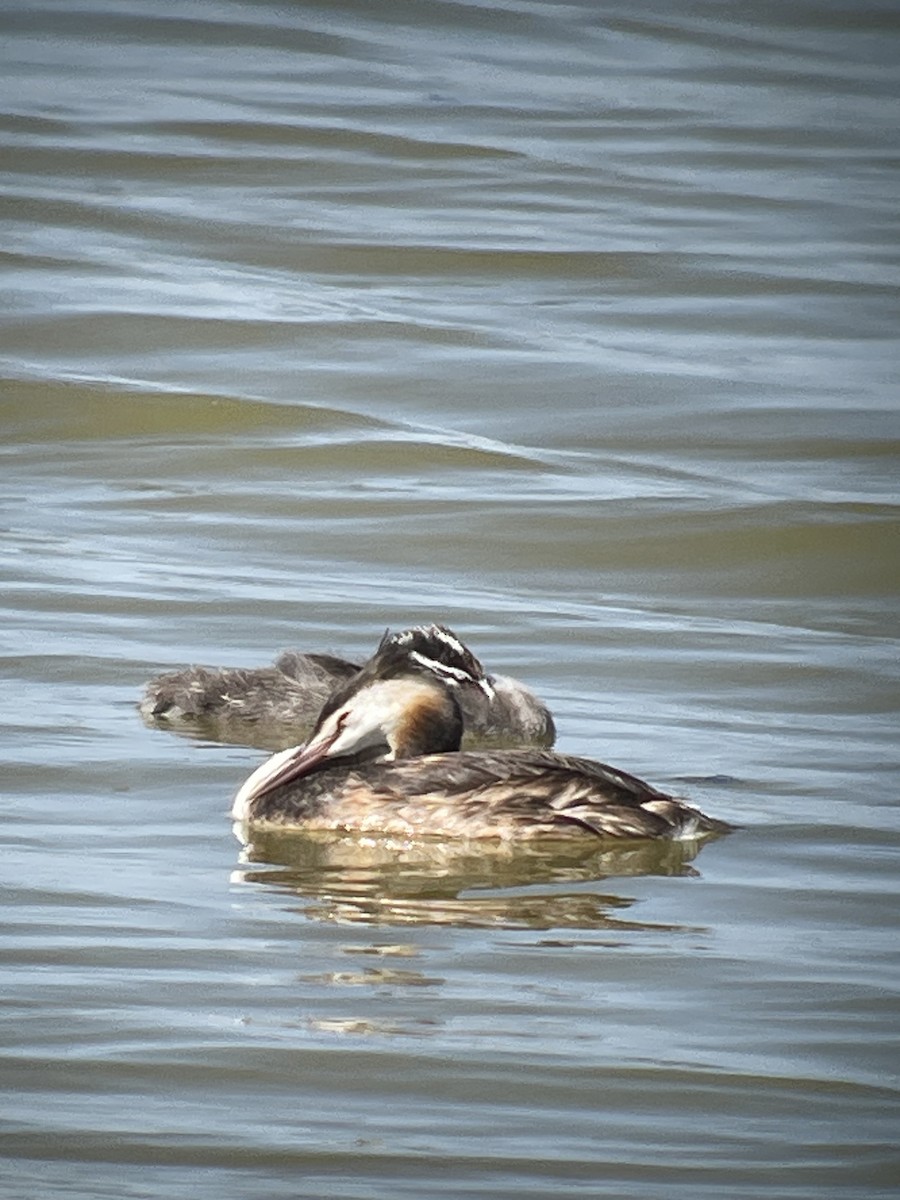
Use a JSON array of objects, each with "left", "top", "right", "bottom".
[{"left": 375, "top": 625, "right": 494, "bottom": 699}]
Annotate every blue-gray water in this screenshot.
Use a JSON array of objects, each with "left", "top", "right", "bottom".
[{"left": 2, "top": 2, "right": 898, "bottom": 1197}]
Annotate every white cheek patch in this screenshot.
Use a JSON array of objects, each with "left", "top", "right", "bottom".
[{"left": 331, "top": 711, "right": 384, "bottom": 757}]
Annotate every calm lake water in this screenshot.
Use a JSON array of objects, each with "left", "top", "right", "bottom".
[{"left": 2, "top": 1, "right": 899, "bottom": 1197}]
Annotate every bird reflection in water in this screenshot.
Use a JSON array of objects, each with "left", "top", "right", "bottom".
[{"left": 231, "top": 826, "right": 718, "bottom": 931}]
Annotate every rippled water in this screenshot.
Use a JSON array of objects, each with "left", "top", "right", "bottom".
[{"left": 2, "top": 1, "right": 899, "bottom": 1197}]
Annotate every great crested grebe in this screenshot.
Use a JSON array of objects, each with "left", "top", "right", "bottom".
[
  {"left": 232, "top": 640, "right": 731, "bottom": 842},
  {"left": 141, "top": 624, "right": 555, "bottom": 749}
]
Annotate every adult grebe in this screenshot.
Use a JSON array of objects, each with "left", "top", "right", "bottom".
[
  {"left": 232, "top": 640, "right": 731, "bottom": 842},
  {"left": 141, "top": 624, "right": 555, "bottom": 749}
]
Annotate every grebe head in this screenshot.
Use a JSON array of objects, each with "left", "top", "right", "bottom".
[{"left": 232, "top": 640, "right": 463, "bottom": 816}]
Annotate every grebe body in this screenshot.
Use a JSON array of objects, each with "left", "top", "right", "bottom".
[{"left": 232, "top": 642, "right": 730, "bottom": 843}]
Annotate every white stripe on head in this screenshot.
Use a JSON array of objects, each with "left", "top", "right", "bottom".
[
  {"left": 408, "top": 650, "right": 495, "bottom": 698},
  {"left": 408, "top": 649, "right": 471, "bottom": 683},
  {"left": 426, "top": 626, "right": 469, "bottom": 657}
]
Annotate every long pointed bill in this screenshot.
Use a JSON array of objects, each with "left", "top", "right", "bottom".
[{"left": 231, "top": 724, "right": 342, "bottom": 819}]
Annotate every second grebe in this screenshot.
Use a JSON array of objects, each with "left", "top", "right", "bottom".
[
  {"left": 141, "top": 624, "right": 555, "bottom": 749},
  {"left": 232, "top": 640, "right": 731, "bottom": 842}
]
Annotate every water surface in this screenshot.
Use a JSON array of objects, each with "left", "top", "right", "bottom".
[{"left": 2, "top": 2, "right": 898, "bottom": 1197}]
